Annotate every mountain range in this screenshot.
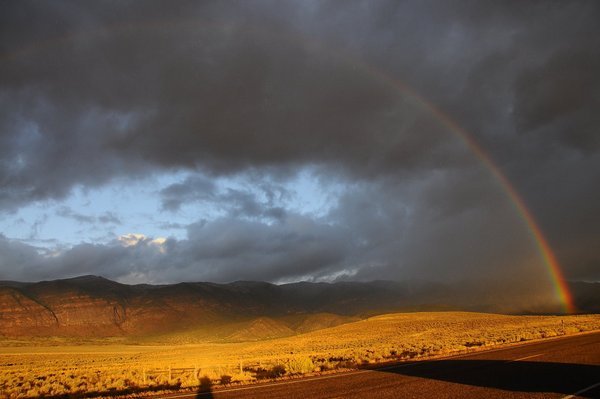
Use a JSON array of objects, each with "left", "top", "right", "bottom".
[{"left": 0, "top": 276, "right": 597, "bottom": 339}]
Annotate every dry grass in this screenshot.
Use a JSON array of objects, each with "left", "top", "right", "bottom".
[{"left": 1, "top": 311, "right": 599, "bottom": 398}]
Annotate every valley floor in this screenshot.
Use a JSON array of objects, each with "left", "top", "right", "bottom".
[{"left": 1, "top": 311, "right": 599, "bottom": 398}]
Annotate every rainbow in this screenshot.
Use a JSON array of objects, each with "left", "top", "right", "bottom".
[
  {"left": 358, "top": 65, "right": 576, "bottom": 314},
  {"left": 0, "top": 21, "right": 576, "bottom": 313}
]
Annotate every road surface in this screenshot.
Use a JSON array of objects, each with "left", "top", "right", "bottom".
[{"left": 154, "top": 331, "right": 600, "bottom": 398}]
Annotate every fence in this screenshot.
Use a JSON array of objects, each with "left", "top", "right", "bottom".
[{"left": 141, "top": 360, "right": 247, "bottom": 385}]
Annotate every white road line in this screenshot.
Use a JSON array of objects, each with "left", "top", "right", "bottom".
[
  {"left": 505, "top": 353, "right": 545, "bottom": 363},
  {"left": 562, "top": 381, "right": 600, "bottom": 399}
]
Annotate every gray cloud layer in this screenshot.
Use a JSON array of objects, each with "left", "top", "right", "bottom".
[{"left": 0, "top": 1, "right": 598, "bottom": 284}]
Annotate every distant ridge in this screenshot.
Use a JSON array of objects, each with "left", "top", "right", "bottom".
[{"left": 0, "top": 276, "right": 596, "bottom": 339}]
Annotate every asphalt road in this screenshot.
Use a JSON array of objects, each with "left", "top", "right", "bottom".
[{"left": 155, "top": 331, "right": 600, "bottom": 399}]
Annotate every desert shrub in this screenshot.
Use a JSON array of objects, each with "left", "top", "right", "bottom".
[
  {"left": 253, "top": 364, "right": 286, "bottom": 380},
  {"left": 231, "top": 372, "right": 254, "bottom": 383},
  {"left": 253, "top": 367, "right": 270, "bottom": 380},
  {"left": 220, "top": 374, "right": 232, "bottom": 385},
  {"left": 335, "top": 360, "right": 357, "bottom": 369},
  {"left": 271, "top": 364, "right": 286, "bottom": 378},
  {"left": 286, "top": 357, "right": 315, "bottom": 375},
  {"left": 317, "top": 359, "right": 336, "bottom": 371}
]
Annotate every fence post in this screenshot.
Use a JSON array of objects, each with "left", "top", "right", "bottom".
[
  {"left": 239, "top": 359, "right": 243, "bottom": 374},
  {"left": 142, "top": 368, "right": 146, "bottom": 385},
  {"left": 168, "top": 366, "right": 172, "bottom": 381}
]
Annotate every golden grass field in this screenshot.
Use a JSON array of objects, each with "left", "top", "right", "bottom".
[{"left": 2, "top": 311, "right": 599, "bottom": 398}]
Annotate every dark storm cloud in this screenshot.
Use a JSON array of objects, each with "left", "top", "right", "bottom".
[
  {"left": 159, "top": 174, "right": 289, "bottom": 221},
  {"left": 0, "top": 234, "right": 41, "bottom": 275},
  {"left": 159, "top": 175, "right": 217, "bottom": 212},
  {"left": 0, "top": 233, "right": 167, "bottom": 282},
  {"left": 0, "top": 213, "right": 352, "bottom": 283},
  {"left": 514, "top": 49, "right": 600, "bottom": 152},
  {"left": 177, "top": 214, "right": 351, "bottom": 282},
  {"left": 0, "top": 1, "right": 598, "bottom": 283},
  {"left": 0, "top": 0, "right": 463, "bottom": 213}
]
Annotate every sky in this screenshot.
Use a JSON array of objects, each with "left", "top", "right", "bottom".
[{"left": 0, "top": 1, "right": 598, "bottom": 288}]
